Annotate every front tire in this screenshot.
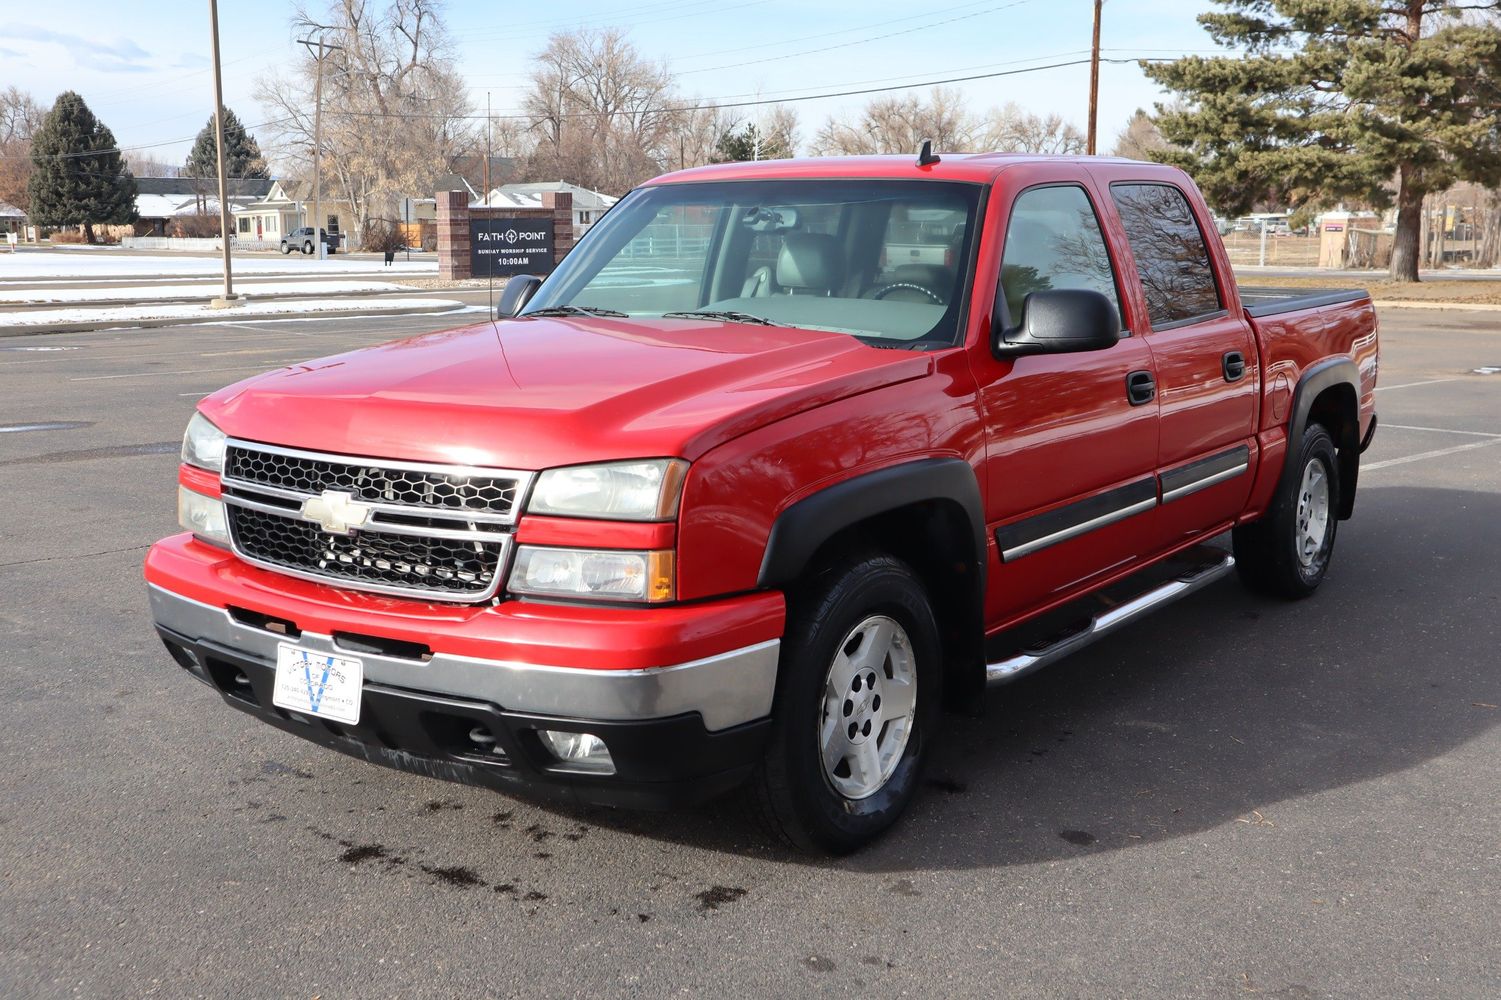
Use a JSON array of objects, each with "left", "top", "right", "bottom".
[
  {"left": 749, "top": 552, "right": 941, "bottom": 854},
  {"left": 1233, "top": 423, "right": 1340, "bottom": 599},
  {"left": 280, "top": 243, "right": 291, "bottom": 255}
]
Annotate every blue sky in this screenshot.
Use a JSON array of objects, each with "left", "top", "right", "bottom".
[{"left": 1, "top": 0, "right": 1223, "bottom": 168}]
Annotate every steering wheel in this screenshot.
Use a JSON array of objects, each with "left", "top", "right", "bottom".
[{"left": 870, "top": 282, "right": 944, "bottom": 304}]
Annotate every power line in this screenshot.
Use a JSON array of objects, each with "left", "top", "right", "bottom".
[
  {"left": 673, "top": 0, "right": 1002, "bottom": 62},
  {"left": 677, "top": 0, "right": 1038, "bottom": 76},
  {"left": 301, "top": 56, "right": 1161, "bottom": 122},
  {"left": 7, "top": 55, "right": 1165, "bottom": 162}
]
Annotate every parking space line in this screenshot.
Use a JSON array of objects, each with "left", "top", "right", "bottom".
[
  {"left": 1364, "top": 438, "right": 1501, "bottom": 471},
  {"left": 1383, "top": 424, "right": 1501, "bottom": 438},
  {"left": 1376, "top": 378, "right": 1460, "bottom": 392},
  {"left": 69, "top": 365, "right": 280, "bottom": 382}
]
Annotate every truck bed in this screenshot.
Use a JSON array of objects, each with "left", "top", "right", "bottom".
[{"left": 1238, "top": 286, "right": 1370, "bottom": 318}]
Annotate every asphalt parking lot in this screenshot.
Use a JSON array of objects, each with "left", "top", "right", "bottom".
[{"left": 1, "top": 307, "right": 1497, "bottom": 999}]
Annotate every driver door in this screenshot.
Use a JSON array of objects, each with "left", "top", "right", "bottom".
[{"left": 972, "top": 179, "right": 1160, "bottom": 627}]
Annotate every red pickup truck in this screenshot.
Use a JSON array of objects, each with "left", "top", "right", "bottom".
[{"left": 147, "top": 153, "right": 1379, "bottom": 853}]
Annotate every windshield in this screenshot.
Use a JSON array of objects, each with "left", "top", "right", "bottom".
[{"left": 522, "top": 179, "right": 981, "bottom": 346}]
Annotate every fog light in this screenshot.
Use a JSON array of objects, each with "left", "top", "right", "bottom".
[{"left": 537, "top": 730, "right": 615, "bottom": 774}]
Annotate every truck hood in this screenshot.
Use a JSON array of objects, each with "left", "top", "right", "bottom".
[{"left": 202, "top": 315, "right": 932, "bottom": 469}]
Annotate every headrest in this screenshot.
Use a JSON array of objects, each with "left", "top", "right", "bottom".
[{"left": 776, "top": 232, "right": 842, "bottom": 291}]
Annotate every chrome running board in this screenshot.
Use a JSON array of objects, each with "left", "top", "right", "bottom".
[{"left": 986, "top": 552, "right": 1236, "bottom": 685}]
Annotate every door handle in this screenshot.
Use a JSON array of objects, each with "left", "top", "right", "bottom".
[
  {"left": 1126, "top": 369, "right": 1155, "bottom": 406},
  {"left": 1222, "top": 351, "right": 1247, "bottom": 382}
]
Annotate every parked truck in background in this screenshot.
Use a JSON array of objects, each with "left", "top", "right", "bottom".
[{"left": 147, "top": 153, "right": 1379, "bottom": 853}]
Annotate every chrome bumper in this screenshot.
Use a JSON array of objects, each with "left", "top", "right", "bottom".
[{"left": 147, "top": 585, "right": 779, "bottom": 732}]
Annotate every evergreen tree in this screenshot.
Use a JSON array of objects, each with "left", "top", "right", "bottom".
[
  {"left": 184, "top": 107, "right": 267, "bottom": 180},
  {"left": 711, "top": 123, "right": 794, "bottom": 163},
  {"left": 27, "top": 91, "right": 137, "bottom": 243},
  {"left": 1145, "top": 2, "right": 1501, "bottom": 282}
]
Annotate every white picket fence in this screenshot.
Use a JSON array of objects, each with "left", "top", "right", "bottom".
[{"left": 120, "top": 236, "right": 287, "bottom": 252}]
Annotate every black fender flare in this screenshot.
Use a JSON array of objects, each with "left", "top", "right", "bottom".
[
  {"left": 756, "top": 457, "right": 986, "bottom": 590},
  {"left": 1284, "top": 357, "right": 1361, "bottom": 519}
]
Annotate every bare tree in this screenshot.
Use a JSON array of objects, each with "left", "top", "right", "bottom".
[
  {"left": 256, "top": 0, "right": 474, "bottom": 247},
  {"left": 982, "top": 102, "right": 1086, "bottom": 155},
  {"left": 123, "top": 154, "right": 183, "bottom": 178},
  {"left": 1111, "top": 107, "right": 1169, "bottom": 160},
  {"left": 810, "top": 88, "right": 978, "bottom": 155},
  {"left": 521, "top": 28, "right": 678, "bottom": 194},
  {"left": 0, "top": 86, "right": 44, "bottom": 212}
]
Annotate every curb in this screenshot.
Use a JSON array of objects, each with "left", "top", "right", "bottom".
[{"left": 0, "top": 300, "right": 469, "bottom": 337}]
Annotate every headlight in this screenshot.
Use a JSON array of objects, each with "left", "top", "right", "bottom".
[
  {"left": 178, "top": 486, "right": 230, "bottom": 547},
  {"left": 528, "top": 459, "right": 687, "bottom": 521},
  {"left": 181, "top": 412, "right": 227, "bottom": 473},
  {"left": 508, "top": 546, "right": 674, "bottom": 603}
]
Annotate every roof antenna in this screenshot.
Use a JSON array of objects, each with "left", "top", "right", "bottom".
[{"left": 916, "top": 139, "right": 941, "bottom": 167}]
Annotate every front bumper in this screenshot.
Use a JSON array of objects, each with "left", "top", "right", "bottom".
[{"left": 146, "top": 537, "right": 785, "bottom": 809}]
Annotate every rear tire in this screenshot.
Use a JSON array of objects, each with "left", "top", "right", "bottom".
[
  {"left": 748, "top": 552, "right": 941, "bottom": 854},
  {"left": 302, "top": 241, "right": 313, "bottom": 255},
  {"left": 1233, "top": 423, "right": 1339, "bottom": 599}
]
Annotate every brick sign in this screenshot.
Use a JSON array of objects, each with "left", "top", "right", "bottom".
[{"left": 471, "top": 217, "right": 555, "bottom": 277}]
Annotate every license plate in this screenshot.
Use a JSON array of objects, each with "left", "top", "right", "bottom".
[{"left": 273, "top": 643, "right": 364, "bottom": 725}]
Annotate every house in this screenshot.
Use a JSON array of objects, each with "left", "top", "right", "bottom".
[
  {"left": 395, "top": 173, "right": 481, "bottom": 250},
  {"left": 0, "top": 199, "right": 24, "bottom": 234},
  {"left": 231, "top": 179, "right": 354, "bottom": 248},
  {"left": 481, "top": 181, "right": 618, "bottom": 234},
  {"left": 133, "top": 177, "right": 273, "bottom": 236}
]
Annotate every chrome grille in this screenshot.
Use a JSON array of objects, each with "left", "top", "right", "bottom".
[
  {"left": 225, "top": 444, "right": 520, "bottom": 517},
  {"left": 220, "top": 440, "right": 531, "bottom": 602}
]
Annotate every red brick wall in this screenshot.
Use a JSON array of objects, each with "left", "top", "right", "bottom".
[{"left": 436, "top": 190, "right": 576, "bottom": 280}]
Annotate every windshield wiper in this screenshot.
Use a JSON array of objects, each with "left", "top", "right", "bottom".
[
  {"left": 524, "top": 305, "right": 628, "bottom": 318},
  {"left": 661, "top": 309, "right": 782, "bottom": 326}
]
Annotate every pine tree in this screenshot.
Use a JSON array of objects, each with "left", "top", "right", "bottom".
[
  {"left": 184, "top": 107, "right": 267, "bottom": 180},
  {"left": 1145, "top": 2, "right": 1501, "bottom": 282},
  {"left": 27, "top": 91, "right": 137, "bottom": 243},
  {"left": 711, "top": 123, "right": 794, "bottom": 164}
]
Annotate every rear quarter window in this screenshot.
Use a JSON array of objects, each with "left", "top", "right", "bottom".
[{"left": 1110, "top": 183, "right": 1221, "bottom": 327}]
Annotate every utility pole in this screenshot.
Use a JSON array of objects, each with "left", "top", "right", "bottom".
[
  {"left": 1087, "top": 0, "right": 1103, "bottom": 155},
  {"left": 485, "top": 91, "right": 492, "bottom": 206},
  {"left": 299, "top": 31, "right": 342, "bottom": 260},
  {"left": 208, "top": 0, "right": 238, "bottom": 307}
]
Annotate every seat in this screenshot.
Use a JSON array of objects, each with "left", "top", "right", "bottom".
[{"left": 775, "top": 233, "right": 843, "bottom": 296}]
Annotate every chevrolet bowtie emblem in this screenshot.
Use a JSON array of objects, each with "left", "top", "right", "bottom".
[{"left": 299, "top": 489, "right": 372, "bottom": 535}]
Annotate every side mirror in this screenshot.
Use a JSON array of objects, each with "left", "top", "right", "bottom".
[
  {"left": 993, "top": 288, "right": 1121, "bottom": 357},
  {"left": 497, "top": 274, "right": 544, "bottom": 318}
]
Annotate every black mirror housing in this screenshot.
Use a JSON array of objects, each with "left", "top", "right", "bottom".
[
  {"left": 497, "top": 274, "right": 545, "bottom": 318},
  {"left": 994, "top": 288, "right": 1121, "bottom": 357}
]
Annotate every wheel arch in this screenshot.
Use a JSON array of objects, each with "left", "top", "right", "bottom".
[
  {"left": 1286, "top": 358, "right": 1360, "bottom": 519},
  {"left": 758, "top": 458, "right": 987, "bottom": 709}
]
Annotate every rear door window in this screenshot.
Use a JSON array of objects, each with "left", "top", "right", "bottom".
[
  {"left": 999, "top": 185, "right": 1121, "bottom": 326},
  {"left": 1110, "top": 183, "right": 1222, "bottom": 327}
]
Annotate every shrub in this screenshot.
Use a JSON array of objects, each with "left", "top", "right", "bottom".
[
  {"left": 363, "top": 217, "right": 405, "bottom": 255},
  {"left": 170, "top": 213, "right": 223, "bottom": 238}
]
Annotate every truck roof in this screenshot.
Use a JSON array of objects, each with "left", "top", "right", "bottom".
[{"left": 647, "top": 153, "right": 1162, "bottom": 186}]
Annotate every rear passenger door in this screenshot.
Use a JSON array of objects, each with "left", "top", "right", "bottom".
[
  {"left": 1107, "top": 182, "right": 1258, "bottom": 546},
  {"left": 973, "top": 181, "right": 1160, "bottom": 626}
]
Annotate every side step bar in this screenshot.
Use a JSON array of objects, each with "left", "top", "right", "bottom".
[{"left": 986, "top": 553, "right": 1236, "bottom": 685}]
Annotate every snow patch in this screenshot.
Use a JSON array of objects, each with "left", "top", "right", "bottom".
[{"left": 2, "top": 298, "right": 464, "bottom": 329}]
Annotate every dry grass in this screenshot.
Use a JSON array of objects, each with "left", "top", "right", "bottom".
[{"left": 1237, "top": 273, "right": 1501, "bottom": 306}]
